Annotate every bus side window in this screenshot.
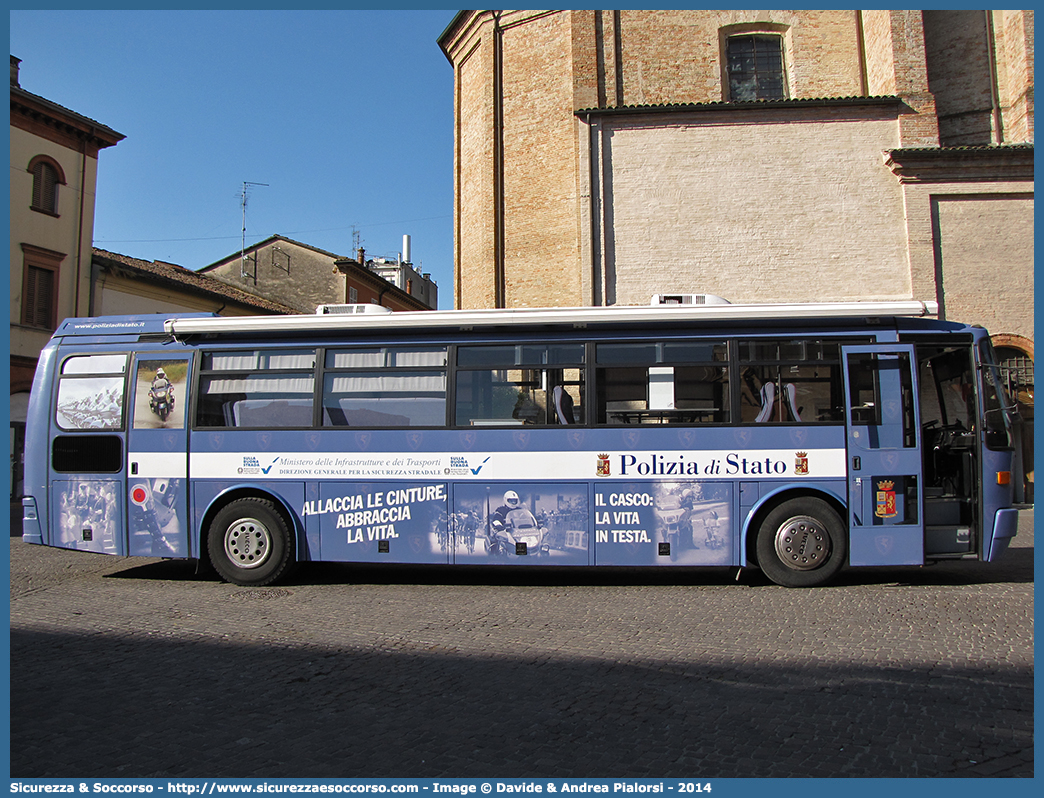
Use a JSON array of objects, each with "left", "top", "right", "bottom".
[
  {"left": 455, "top": 345, "right": 584, "bottom": 427},
  {"left": 739, "top": 340, "right": 845, "bottom": 424},
  {"left": 196, "top": 349, "right": 316, "bottom": 428},
  {"left": 596, "top": 341, "right": 728, "bottom": 425},
  {"left": 322, "top": 347, "right": 447, "bottom": 428}
]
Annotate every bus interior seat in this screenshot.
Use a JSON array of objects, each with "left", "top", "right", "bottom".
[
  {"left": 784, "top": 382, "right": 802, "bottom": 422},
  {"left": 222, "top": 401, "right": 237, "bottom": 426},
  {"left": 755, "top": 382, "right": 775, "bottom": 423},
  {"left": 553, "top": 386, "right": 575, "bottom": 424}
]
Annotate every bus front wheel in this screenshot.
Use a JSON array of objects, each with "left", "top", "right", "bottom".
[
  {"left": 756, "top": 498, "right": 847, "bottom": 588},
  {"left": 207, "top": 498, "right": 294, "bottom": 586}
]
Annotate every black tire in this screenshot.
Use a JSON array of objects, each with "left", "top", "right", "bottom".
[
  {"left": 207, "top": 497, "right": 294, "bottom": 586},
  {"left": 755, "top": 497, "right": 847, "bottom": 587}
]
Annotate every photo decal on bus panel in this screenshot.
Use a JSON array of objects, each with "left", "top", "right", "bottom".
[
  {"left": 303, "top": 478, "right": 732, "bottom": 566},
  {"left": 133, "top": 359, "right": 186, "bottom": 429},
  {"left": 310, "top": 481, "right": 452, "bottom": 563},
  {"left": 453, "top": 484, "right": 590, "bottom": 564},
  {"left": 308, "top": 481, "right": 592, "bottom": 565},
  {"left": 55, "top": 377, "right": 124, "bottom": 430},
  {"left": 594, "top": 481, "right": 733, "bottom": 565},
  {"left": 53, "top": 478, "right": 187, "bottom": 558},
  {"left": 55, "top": 480, "right": 122, "bottom": 554},
  {"left": 128, "top": 477, "right": 186, "bottom": 557}
]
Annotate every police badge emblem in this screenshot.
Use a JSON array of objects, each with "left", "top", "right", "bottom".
[
  {"left": 875, "top": 480, "right": 897, "bottom": 518},
  {"left": 794, "top": 452, "right": 809, "bottom": 475}
]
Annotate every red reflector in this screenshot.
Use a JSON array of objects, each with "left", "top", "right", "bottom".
[{"left": 997, "top": 471, "right": 1011, "bottom": 485}]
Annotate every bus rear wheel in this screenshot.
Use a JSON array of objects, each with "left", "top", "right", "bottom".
[
  {"left": 208, "top": 498, "right": 294, "bottom": 586},
  {"left": 756, "top": 497, "right": 847, "bottom": 587}
]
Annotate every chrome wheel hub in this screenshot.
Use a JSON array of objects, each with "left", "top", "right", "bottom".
[
  {"left": 774, "top": 515, "right": 829, "bottom": 570},
  {"left": 224, "top": 517, "right": 272, "bottom": 569}
]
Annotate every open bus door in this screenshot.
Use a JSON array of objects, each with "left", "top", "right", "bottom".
[{"left": 842, "top": 344, "right": 925, "bottom": 566}]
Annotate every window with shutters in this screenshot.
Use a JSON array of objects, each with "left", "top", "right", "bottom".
[
  {"left": 27, "top": 156, "right": 65, "bottom": 216},
  {"left": 20, "top": 245, "right": 64, "bottom": 330}
]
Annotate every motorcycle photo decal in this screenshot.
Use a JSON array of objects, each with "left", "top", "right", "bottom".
[
  {"left": 594, "top": 481, "right": 733, "bottom": 566},
  {"left": 452, "top": 484, "right": 590, "bottom": 565},
  {"left": 133, "top": 360, "right": 186, "bottom": 429}
]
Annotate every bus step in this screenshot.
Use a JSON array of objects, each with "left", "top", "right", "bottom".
[{"left": 925, "top": 525, "right": 972, "bottom": 555}]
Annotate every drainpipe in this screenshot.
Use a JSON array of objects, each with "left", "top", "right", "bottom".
[
  {"left": 984, "top": 10, "right": 1004, "bottom": 145},
  {"left": 492, "top": 10, "right": 505, "bottom": 307},
  {"left": 75, "top": 127, "right": 92, "bottom": 317},
  {"left": 855, "top": 11, "right": 868, "bottom": 97}
]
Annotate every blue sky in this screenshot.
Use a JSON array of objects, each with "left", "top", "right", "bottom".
[{"left": 10, "top": 9, "right": 458, "bottom": 307}]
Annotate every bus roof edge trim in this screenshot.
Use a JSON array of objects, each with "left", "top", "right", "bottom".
[{"left": 164, "top": 300, "right": 940, "bottom": 337}]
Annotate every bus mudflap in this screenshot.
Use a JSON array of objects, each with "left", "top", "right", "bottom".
[
  {"left": 987, "top": 508, "right": 1019, "bottom": 561},
  {"left": 21, "top": 496, "right": 43, "bottom": 544}
]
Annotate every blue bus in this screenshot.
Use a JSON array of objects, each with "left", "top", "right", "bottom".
[{"left": 21, "top": 299, "right": 1020, "bottom": 587}]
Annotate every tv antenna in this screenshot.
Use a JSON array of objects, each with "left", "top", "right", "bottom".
[{"left": 240, "top": 181, "right": 268, "bottom": 280}]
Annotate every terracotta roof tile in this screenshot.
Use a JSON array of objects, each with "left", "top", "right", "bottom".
[{"left": 92, "top": 248, "right": 298, "bottom": 315}]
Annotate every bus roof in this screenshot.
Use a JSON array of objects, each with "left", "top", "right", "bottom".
[{"left": 163, "top": 300, "right": 940, "bottom": 338}]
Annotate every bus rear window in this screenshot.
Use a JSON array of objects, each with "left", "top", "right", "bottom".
[
  {"left": 55, "top": 354, "right": 127, "bottom": 431},
  {"left": 52, "top": 435, "right": 122, "bottom": 473}
]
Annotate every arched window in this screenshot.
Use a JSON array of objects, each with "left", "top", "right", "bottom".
[
  {"left": 28, "top": 155, "right": 65, "bottom": 216},
  {"left": 992, "top": 335, "right": 1034, "bottom": 403}
]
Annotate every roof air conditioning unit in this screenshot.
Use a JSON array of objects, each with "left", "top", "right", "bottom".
[
  {"left": 650, "top": 294, "right": 731, "bottom": 306},
  {"left": 315, "top": 304, "right": 394, "bottom": 315}
]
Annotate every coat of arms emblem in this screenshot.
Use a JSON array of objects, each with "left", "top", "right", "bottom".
[{"left": 875, "top": 480, "right": 898, "bottom": 518}]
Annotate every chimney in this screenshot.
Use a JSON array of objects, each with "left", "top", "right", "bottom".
[
  {"left": 11, "top": 55, "right": 21, "bottom": 88},
  {"left": 357, "top": 247, "right": 366, "bottom": 264}
]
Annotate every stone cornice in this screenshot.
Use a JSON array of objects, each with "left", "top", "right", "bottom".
[
  {"left": 884, "top": 144, "right": 1034, "bottom": 183},
  {"left": 10, "top": 86, "right": 124, "bottom": 158},
  {"left": 576, "top": 96, "right": 905, "bottom": 119}
]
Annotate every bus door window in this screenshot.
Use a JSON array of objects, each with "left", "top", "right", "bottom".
[
  {"left": 455, "top": 344, "right": 584, "bottom": 426},
  {"left": 196, "top": 349, "right": 316, "bottom": 428},
  {"left": 915, "top": 345, "right": 979, "bottom": 496},
  {"left": 738, "top": 340, "right": 844, "bottom": 423},
  {"left": 133, "top": 360, "right": 186, "bottom": 429},
  {"left": 595, "top": 340, "right": 728, "bottom": 425},
  {"left": 846, "top": 350, "right": 917, "bottom": 448},
  {"left": 322, "top": 346, "right": 447, "bottom": 427},
  {"left": 977, "top": 339, "right": 1015, "bottom": 451}
]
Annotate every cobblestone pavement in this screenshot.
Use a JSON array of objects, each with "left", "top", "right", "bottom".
[{"left": 10, "top": 511, "right": 1033, "bottom": 779}]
